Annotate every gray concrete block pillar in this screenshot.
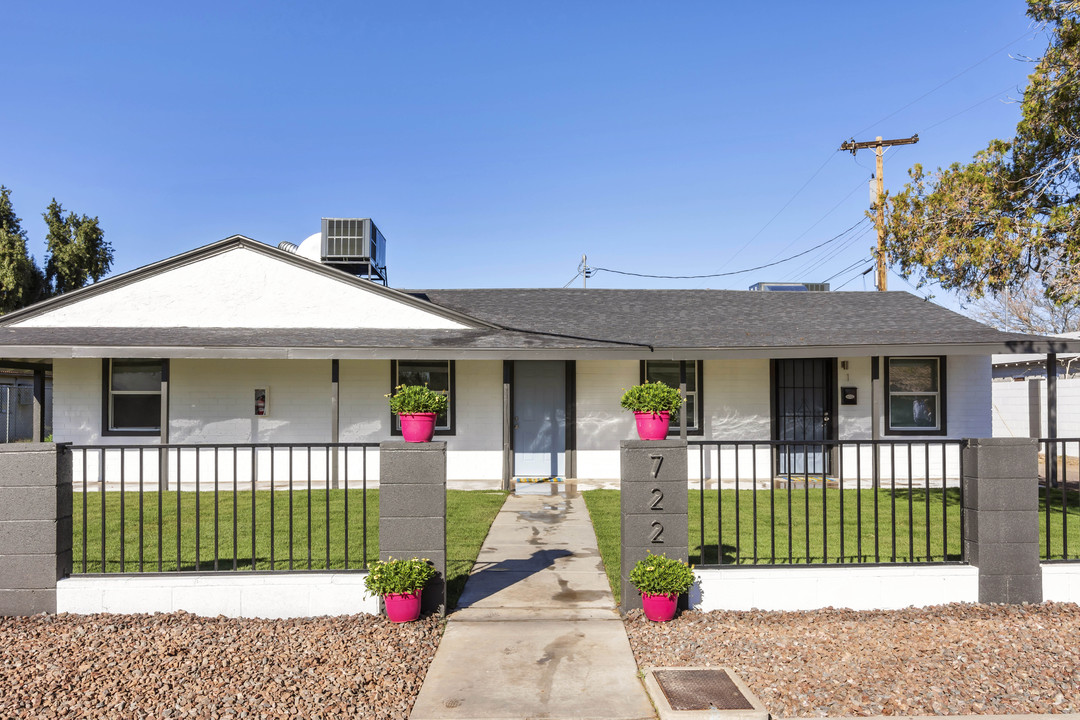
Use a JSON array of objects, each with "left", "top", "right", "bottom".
[
  {"left": 378, "top": 441, "right": 447, "bottom": 616},
  {"left": 0, "top": 443, "right": 72, "bottom": 615},
  {"left": 620, "top": 440, "right": 688, "bottom": 613},
  {"left": 963, "top": 437, "right": 1041, "bottom": 604}
]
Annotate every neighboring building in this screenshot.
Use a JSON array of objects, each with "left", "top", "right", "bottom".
[
  {"left": 992, "top": 331, "right": 1080, "bottom": 380},
  {"left": 992, "top": 332, "right": 1080, "bottom": 444},
  {"left": 0, "top": 370, "right": 52, "bottom": 442},
  {"left": 0, "top": 231, "right": 1069, "bottom": 486}
]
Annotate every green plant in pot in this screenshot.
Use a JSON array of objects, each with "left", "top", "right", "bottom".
[
  {"left": 364, "top": 556, "right": 438, "bottom": 622},
  {"left": 629, "top": 552, "right": 695, "bottom": 622},
  {"left": 619, "top": 381, "right": 684, "bottom": 440},
  {"left": 386, "top": 384, "right": 449, "bottom": 443}
]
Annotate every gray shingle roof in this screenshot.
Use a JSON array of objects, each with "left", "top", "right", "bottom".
[{"left": 408, "top": 289, "right": 1042, "bottom": 349}]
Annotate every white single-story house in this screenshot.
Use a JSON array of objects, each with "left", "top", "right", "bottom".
[{"left": 0, "top": 228, "right": 1073, "bottom": 488}]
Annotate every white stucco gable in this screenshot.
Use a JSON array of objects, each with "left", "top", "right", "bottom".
[{"left": 8, "top": 239, "right": 475, "bottom": 330}]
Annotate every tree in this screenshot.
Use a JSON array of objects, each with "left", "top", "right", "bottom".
[
  {"left": 968, "top": 277, "right": 1080, "bottom": 333},
  {"left": 0, "top": 188, "right": 112, "bottom": 314},
  {"left": 883, "top": 0, "right": 1080, "bottom": 302},
  {"left": 43, "top": 199, "right": 112, "bottom": 296},
  {"left": 0, "top": 186, "right": 46, "bottom": 314}
]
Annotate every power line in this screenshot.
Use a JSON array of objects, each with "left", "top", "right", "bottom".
[
  {"left": 561, "top": 271, "right": 582, "bottom": 288},
  {"left": 834, "top": 266, "right": 874, "bottom": 290},
  {"left": 848, "top": 28, "right": 1038, "bottom": 138},
  {"left": 709, "top": 150, "right": 838, "bottom": 274},
  {"left": 767, "top": 178, "right": 871, "bottom": 264},
  {"left": 823, "top": 256, "right": 873, "bottom": 283},
  {"left": 919, "top": 82, "right": 1020, "bottom": 134},
  {"left": 591, "top": 219, "right": 868, "bottom": 281}
]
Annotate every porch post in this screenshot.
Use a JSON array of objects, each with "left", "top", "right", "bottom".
[
  {"left": 1046, "top": 352, "right": 1057, "bottom": 440},
  {"left": 678, "top": 361, "right": 687, "bottom": 440},
  {"left": 1047, "top": 353, "right": 1058, "bottom": 488},
  {"left": 502, "top": 361, "right": 512, "bottom": 492},
  {"left": 331, "top": 359, "right": 340, "bottom": 490},
  {"left": 31, "top": 368, "right": 46, "bottom": 443},
  {"left": 159, "top": 360, "right": 170, "bottom": 492}
]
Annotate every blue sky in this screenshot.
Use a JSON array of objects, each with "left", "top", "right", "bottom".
[{"left": 2, "top": 2, "right": 1046, "bottom": 304}]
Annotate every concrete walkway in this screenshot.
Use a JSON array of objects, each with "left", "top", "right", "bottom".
[{"left": 410, "top": 491, "right": 656, "bottom": 720}]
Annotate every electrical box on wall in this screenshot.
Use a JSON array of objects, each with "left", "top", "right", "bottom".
[
  {"left": 255, "top": 388, "right": 269, "bottom": 416},
  {"left": 841, "top": 386, "right": 858, "bottom": 405}
]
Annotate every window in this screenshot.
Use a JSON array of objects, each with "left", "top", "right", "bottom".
[
  {"left": 391, "top": 360, "right": 455, "bottom": 435},
  {"left": 640, "top": 360, "right": 703, "bottom": 435},
  {"left": 885, "top": 356, "right": 946, "bottom": 435},
  {"left": 103, "top": 359, "right": 164, "bottom": 435}
]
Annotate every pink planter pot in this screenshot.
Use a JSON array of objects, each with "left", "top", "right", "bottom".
[
  {"left": 641, "top": 592, "right": 678, "bottom": 622},
  {"left": 634, "top": 411, "right": 670, "bottom": 441},
  {"left": 400, "top": 413, "right": 437, "bottom": 443},
  {"left": 384, "top": 590, "right": 422, "bottom": 623}
]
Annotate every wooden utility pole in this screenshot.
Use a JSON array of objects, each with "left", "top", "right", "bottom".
[{"left": 839, "top": 134, "right": 919, "bottom": 291}]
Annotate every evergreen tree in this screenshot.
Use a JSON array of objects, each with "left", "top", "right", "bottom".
[
  {"left": 0, "top": 186, "right": 45, "bottom": 314},
  {"left": 884, "top": 0, "right": 1080, "bottom": 302},
  {"left": 44, "top": 199, "right": 112, "bottom": 296}
]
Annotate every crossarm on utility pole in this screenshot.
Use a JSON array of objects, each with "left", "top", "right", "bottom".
[{"left": 838, "top": 134, "right": 920, "bottom": 291}]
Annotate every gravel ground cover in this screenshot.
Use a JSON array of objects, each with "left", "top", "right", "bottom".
[
  {"left": 0, "top": 611, "right": 441, "bottom": 719},
  {"left": 625, "top": 602, "right": 1080, "bottom": 717}
]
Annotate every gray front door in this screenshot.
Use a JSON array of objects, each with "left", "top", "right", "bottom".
[{"left": 513, "top": 361, "right": 566, "bottom": 477}]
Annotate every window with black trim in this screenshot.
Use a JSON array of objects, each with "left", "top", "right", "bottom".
[
  {"left": 884, "top": 356, "right": 946, "bottom": 435},
  {"left": 391, "top": 360, "right": 455, "bottom": 435},
  {"left": 640, "top": 360, "right": 703, "bottom": 435},
  {"left": 103, "top": 359, "right": 164, "bottom": 434}
]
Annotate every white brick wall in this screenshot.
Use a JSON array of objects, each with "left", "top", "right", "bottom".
[
  {"left": 575, "top": 360, "right": 638, "bottom": 480},
  {"left": 171, "top": 359, "right": 330, "bottom": 444},
  {"left": 53, "top": 358, "right": 107, "bottom": 444},
  {"left": 51, "top": 354, "right": 997, "bottom": 484}
]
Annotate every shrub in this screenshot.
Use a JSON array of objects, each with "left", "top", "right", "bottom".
[
  {"left": 364, "top": 557, "right": 438, "bottom": 597},
  {"left": 619, "top": 381, "right": 684, "bottom": 414},
  {"left": 386, "top": 384, "right": 448, "bottom": 415},
  {"left": 628, "top": 552, "right": 695, "bottom": 597}
]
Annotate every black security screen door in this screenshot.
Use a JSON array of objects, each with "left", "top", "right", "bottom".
[{"left": 772, "top": 358, "right": 837, "bottom": 475}]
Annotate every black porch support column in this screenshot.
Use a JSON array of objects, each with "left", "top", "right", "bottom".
[{"left": 31, "top": 368, "right": 46, "bottom": 443}]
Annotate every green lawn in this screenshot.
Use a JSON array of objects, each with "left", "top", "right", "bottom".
[
  {"left": 584, "top": 487, "right": 1080, "bottom": 604},
  {"left": 73, "top": 489, "right": 507, "bottom": 608}
]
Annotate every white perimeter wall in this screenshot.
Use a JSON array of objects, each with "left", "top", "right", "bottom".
[
  {"left": 692, "top": 565, "right": 979, "bottom": 611},
  {"left": 57, "top": 573, "right": 379, "bottom": 618}
]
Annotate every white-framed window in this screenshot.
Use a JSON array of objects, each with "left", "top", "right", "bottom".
[
  {"left": 103, "top": 359, "right": 164, "bottom": 435},
  {"left": 391, "top": 360, "right": 455, "bottom": 435},
  {"left": 885, "top": 356, "right": 946, "bottom": 435},
  {"left": 641, "top": 360, "right": 702, "bottom": 435}
]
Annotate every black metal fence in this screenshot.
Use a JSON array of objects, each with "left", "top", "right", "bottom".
[
  {"left": 1040, "top": 437, "right": 1080, "bottom": 562},
  {"left": 71, "top": 443, "right": 378, "bottom": 574},
  {"left": 687, "top": 439, "right": 965, "bottom": 566}
]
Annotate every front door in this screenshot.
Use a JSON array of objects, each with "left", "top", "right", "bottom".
[
  {"left": 513, "top": 361, "right": 566, "bottom": 477},
  {"left": 772, "top": 358, "right": 837, "bottom": 475}
]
